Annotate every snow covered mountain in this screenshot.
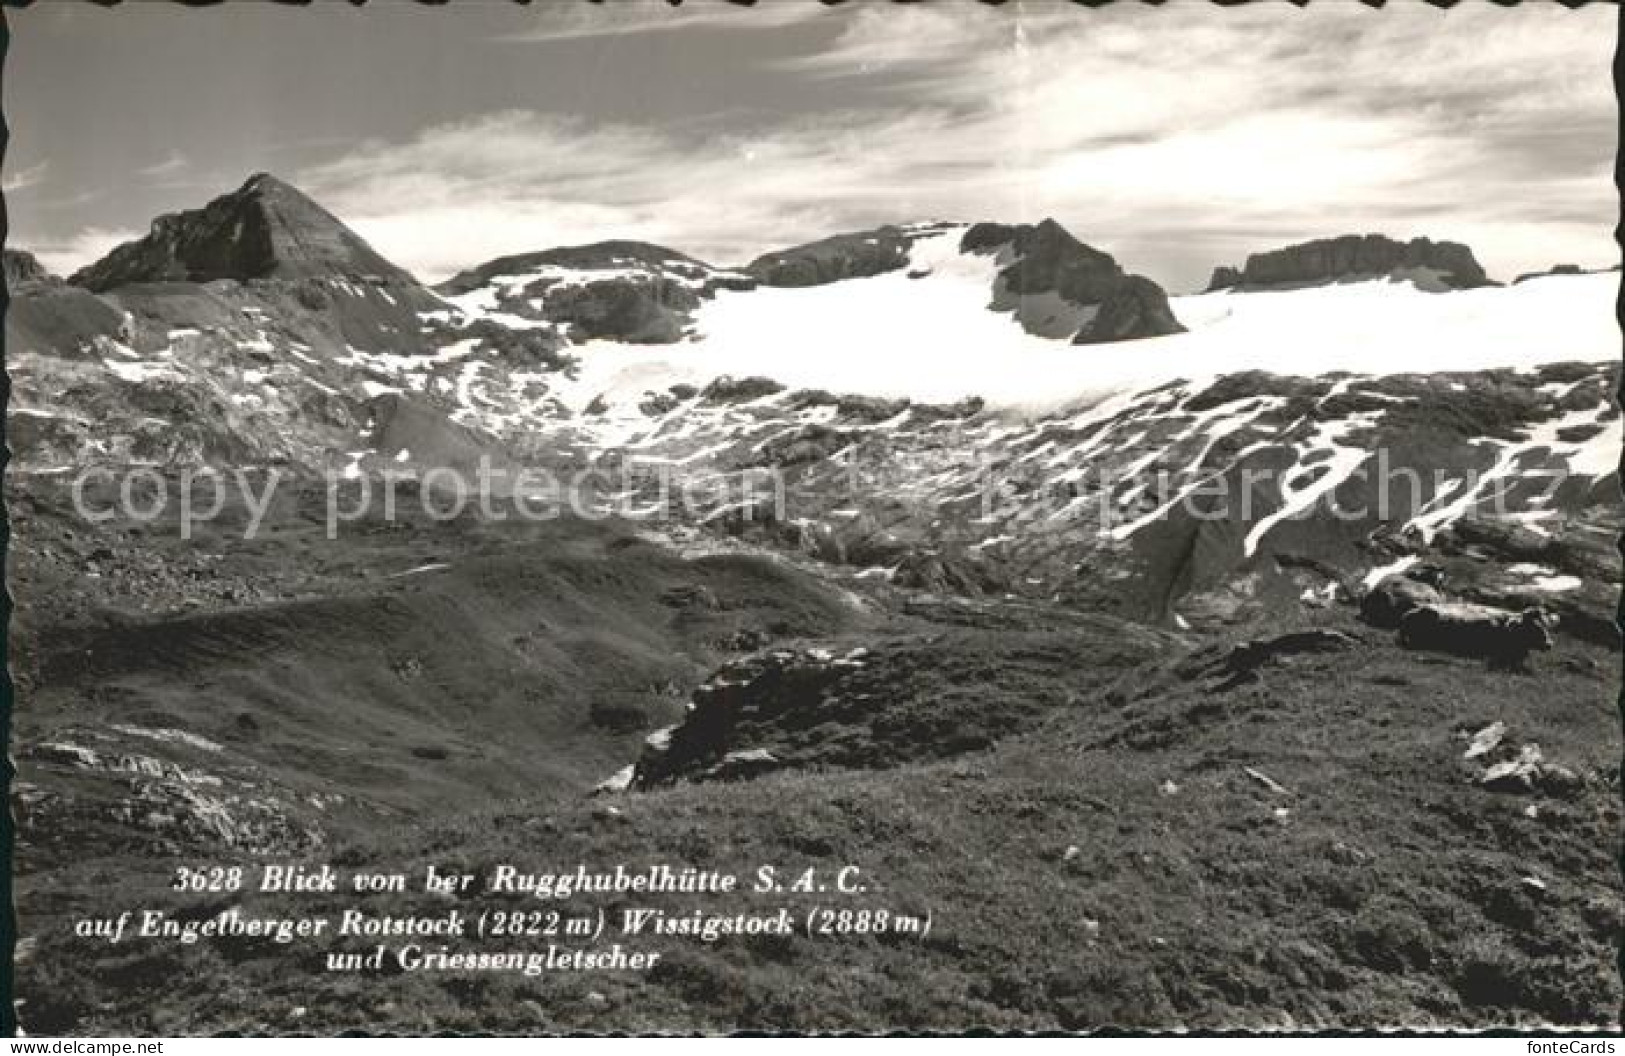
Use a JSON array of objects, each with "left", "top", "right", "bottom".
[
  {"left": 7, "top": 174, "right": 1619, "bottom": 631},
  {"left": 12, "top": 175, "right": 1623, "bottom": 1033}
]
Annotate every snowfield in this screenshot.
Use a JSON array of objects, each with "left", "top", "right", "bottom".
[{"left": 549, "top": 229, "right": 1619, "bottom": 414}]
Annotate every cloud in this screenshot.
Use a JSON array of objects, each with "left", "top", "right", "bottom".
[
  {"left": 293, "top": 2, "right": 1614, "bottom": 291},
  {"left": 137, "top": 151, "right": 189, "bottom": 180},
  {"left": 776, "top": 3, "right": 1003, "bottom": 79},
  {"left": 294, "top": 107, "right": 975, "bottom": 279},
  {"left": 31, "top": 188, "right": 104, "bottom": 211},
  {"left": 3, "top": 161, "right": 49, "bottom": 194},
  {"left": 26, "top": 226, "right": 140, "bottom": 277},
  {"left": 495, "top": 0, "right": 829, "bottom": 44}
]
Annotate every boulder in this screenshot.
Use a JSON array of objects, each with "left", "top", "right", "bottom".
[
  {"left": 1397, "top": 603, "right": 1556, "bottom": 671},
  {"left": 1462, "top": 721, "right": 1507, "bottom": 761},
  {"left": 700, "top": 748, "right": 780, "bottom": 782},
  {"left": 701, "top": 375, "right": 786, "bottom": 402},
  {"left": 1359, "top": 577, "right": 1444, "bottom": 629},
  {"left": 1480, "top": 743, "right": 1544, "bottom": 794}
]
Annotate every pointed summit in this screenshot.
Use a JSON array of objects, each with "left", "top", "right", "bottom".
[{"left": 71, "top": 173, "right": 418, "bottom": 291}]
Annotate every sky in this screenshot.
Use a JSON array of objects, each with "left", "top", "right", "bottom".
[{"left": 4, "top": 0, "right": 1618, "bottom": 293}]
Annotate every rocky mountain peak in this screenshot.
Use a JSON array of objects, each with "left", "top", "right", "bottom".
[
  {"left": 960, "top": 218, "right": 1184, "bottom": 344},
  {"left": 1207, "top": 234, "right": 1493, "bottom": 292},
  {"left": 961, "top": 220, "right": 1120, "bottom": 296},
  {"left": 70, "top": 173, "right": 420, "bottom": 292}
]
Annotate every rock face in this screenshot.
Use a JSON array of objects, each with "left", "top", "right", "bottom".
[
  {"left": 1207, "top": 234, "right": 1493, "bottom": 292},
  {"left": 71, "top": 173, "right": 420, "bottom": 290},
  {"left": 960, "top": 219, "right": 1186, "bottom": 343},
  {"left": 1078, "top": 274, "right": 1186, "bottom": 345},
  {"left": 962, "top": 219, "right": 1123, "bottom": 301},
  {"left": 5, "top": 249, "right": 57, "bottom": 290},
  {"left": 438, "top": 241, "right": 756, "bottom": 344}
]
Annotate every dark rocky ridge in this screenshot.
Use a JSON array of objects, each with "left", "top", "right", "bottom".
[
  {"left": 1513, "top": 263, "right": 1618, "bottom": 285},
  {"left": 438, "top": 240, "right": 753, "bottom": 297},
  {"left": 1207, "top": 234, "right": 1493, "bottom": 292},
  {"left": 742, "top": 218, "right": 1183, "bottom": 344},
  {"left": 960, "top": 219, "right": 1185, "bottom": 344},
  {"left": 438, "top": 240, "right": 757, "bottom": 345},
  {"left": 745, "top": 224, "right": 957, "bottom": 287},
  {"left": 71, "top": 174, "right": 421, "bottom": 291}
]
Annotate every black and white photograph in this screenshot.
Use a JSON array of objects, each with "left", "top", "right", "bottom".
[{"left": 2, "top": 0, "right": 1621, "bottom": 1037}]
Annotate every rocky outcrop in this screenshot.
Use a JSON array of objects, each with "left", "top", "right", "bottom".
[
  {"left": 5, "top": 249, "right": 58, "bottom": 290},
  {"left": 963, "top": 219, "right": 1124, "bottom": 302},
  {"left": 1207, "top": 234, "right": 1493, "bottom": 292},
  {"left": 632, "top": 621, "right": 1169, "bottom": 787},
  {"left": 631, "top": 646, "right": 869, "bottom": 787},
  {"left": 1076, "top": 274, "right": 1186, "bottom": 345},
  {"left": 700, "top": 375, "right": 786, "bottom": 402},
  {"left": 1183, "top": 629, "right": 1358, "bottom": 691},
  {"left": 1359, "top": 576, "right": 1444, "bottom": 629},
  {"left": 18, "top": 737, "right": 320, "bottom": 854},
  {"left": 542, "top": 277, "right": 698, "bottom": 344},
  {"left": 960, "top": 219, "right": 1186, "bottom": 344},
  {"left": 745, "top": 224, "right": 955, "bottom": 287}
]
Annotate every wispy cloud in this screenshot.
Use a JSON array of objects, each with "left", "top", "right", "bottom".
[
  {"left": 294, "top": 108, "right": 925, "bottom": 279},
  {"left": 3, "top": 161, "right": 50, "bottom": 195},
  {"left": 288, "top": 3, "right": 1614, "bottom": 290},
  {"left": 31, "top": 188, "right": 105, "bottom": 211},
  {"left": 137, "top": 151, "right": 190, "bottom": 180},
  {"left": 495, "top": 0, "right": 830, "bottom": 44}
]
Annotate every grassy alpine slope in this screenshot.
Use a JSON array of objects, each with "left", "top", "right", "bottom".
[{"left": 14, "top": 497, "right": 1621, "bottom": 1031}]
